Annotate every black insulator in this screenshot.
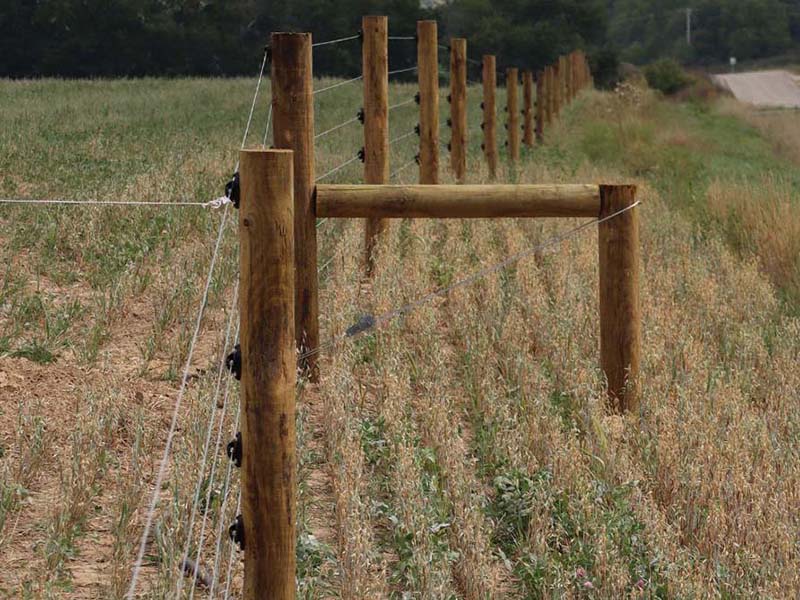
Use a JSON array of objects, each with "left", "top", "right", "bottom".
[
  {"left": 358, "top": 148, "right": 366, "bottom": 162},
  {"left": 226, "top": 344, "right": 241, "bottom": 380},
  {"left": 226, "top": 432, "right": 243, "bottom": 468},
  {"left": 225, "top": 172, "right": 240, "bottom": 209},
  {"left": 229, "top": 515, "right": 245, "bottom": 550},
  {"left": 357, "top": 108, "right": 365, "bottom": 124}
]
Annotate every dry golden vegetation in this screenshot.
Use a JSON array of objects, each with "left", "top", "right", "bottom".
[{"left": 1, "top": 75, "right": 799, "bottom": 599}]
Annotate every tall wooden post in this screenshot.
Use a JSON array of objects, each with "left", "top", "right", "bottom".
[
  {"left": 523, "top": 70, "right": 534, "bottom": 147},
  {"left": 450, "top": 38, "right": 467, "bottom": 183},
  {"left": 417, "top": 20, "right": 439, "bottom": 184},
  {"left": 482, "top": 55, "right": 498, "bottom": 179},
  {"left": 598, "top": 184, "right": 641, "bottom": 413},
  {"left": 553, "top": 60, "right": 562, "bottom": 117},
  {"left": 535, "top": 70, "right": 545, "bottom": 143},
  {"left": 363, "top": 16, "right": 389, "bottom": 273},
  {"left": 566, "top": 53, "right": 574, "bottom": 102},
  {"left": 572, "top": 52, "right": 579, "bottom": 97},
  {"left": 271, "top": 32, "right": 319, "bottom": 379},
  {"left": 238, "top": 148, "right": 297, "bottom": 600},
  {"left": 506, "top": 68, "right": 520, "bottom": 162},
  {"left": 545, "top": 65, "right": 554, "bottom": 125}
]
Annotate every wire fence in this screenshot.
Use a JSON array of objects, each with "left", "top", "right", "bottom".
[{"left": 5, "top": 25, "right": 599, "bottom": 597}]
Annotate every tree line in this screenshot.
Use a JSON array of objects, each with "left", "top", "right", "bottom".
[{"left": 3, "top": 0, "right": 800, "bottom": 81}]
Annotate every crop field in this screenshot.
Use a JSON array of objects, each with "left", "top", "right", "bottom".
[{"left": 1, "top": 76, "right": 799, "bottom": 598}]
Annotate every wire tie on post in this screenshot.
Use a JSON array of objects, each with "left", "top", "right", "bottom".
[{"left": 358, "top": 108, "right": 365, "bottom": 124}]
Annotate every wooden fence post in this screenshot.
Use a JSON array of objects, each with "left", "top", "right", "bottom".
[
  {"left": 449, "top": 38, "right": 467, "bottom": 183},
  {"left": 545, "top": 65, "right": 554, "bottom": 125},
  {"left": 572, "top": 52, "right": 579, "bottom": 97},
  {"left": 271, "top": 32, "right": 319, "bottom": 380},
  {"left": 506, "top": 68, "right": 519, "bottom": 162},
  {"left": 417, "top": 20, "right": 439, "bottom": 184},
  {"left": 363, "top": 15, "right": 389, "bottom": 273},
  {"left": 566, "top": 53, "right": 574, "bottom": 102},
  {"left": 238, "top": 148, "right": 296, "bottom": 600},
  {"left": 535, "top": 70, "right": 545, "bottom": 143},
  {"left": 482, "top": 55, "right": 498, "bottom": 179},
  {"left": 598, "top": 184, "right": 641, "bottom": 413},
  {"left": 523, "top": 70, "right": 534, "bottom": 147}
]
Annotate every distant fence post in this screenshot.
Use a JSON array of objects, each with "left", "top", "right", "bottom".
[
  {"left": 238, "top": 148, "right": 297, "bottom": 600},
  {"left": 523, "top": 70, "right": 534, "bottom": 147},
  {"left": 598, "top": 184, "right": 641, "bottom": 413},
  {"left": 271, "top": 32, "right": 319, "bottom": 380},
  {"left": 554, "top": 58, "right": 563, "bottom": 117},
  {"left": 535, "top": 70, "right": 545, "bottom": 143},
  {"left": 363, "top": 15, "right": 389, "bottom": 274},
  {"left": 545, "top": 65, "right": 554, "bottom": 125},
  {"left": 449, "top": 38, "right": 467, "bottom": 183},
  {"left": 506, "top": 68, "right": 520, "bottom": 162},
  {"left": 417, "top": 20, "right": 439, "bottom": 184},
  {"left": 482, "top": 55, "right": 498, "bottom": 179}
]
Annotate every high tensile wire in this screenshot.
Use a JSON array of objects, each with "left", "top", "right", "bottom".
[
  {"left": 127, "top": 46, "right": 270, "bottom": 600},
  {"left": 299, "top": 201, "right": 642, "bottom": 362},
  {"left": 174, "top": 280, "right": 240, "bottom": 598}
]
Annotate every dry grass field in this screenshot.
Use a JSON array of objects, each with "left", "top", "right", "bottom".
[{"left": 1, "top": 75, "right": 798, "bottom": 598}]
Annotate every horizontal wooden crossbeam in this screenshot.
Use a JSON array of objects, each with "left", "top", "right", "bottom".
[{"left": 315, "top": 184, "right": 601, "bottom": 218}]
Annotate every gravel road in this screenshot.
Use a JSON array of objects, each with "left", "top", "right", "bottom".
[{"left": 713, "top": 69, "right": 800, "bottom": 108}]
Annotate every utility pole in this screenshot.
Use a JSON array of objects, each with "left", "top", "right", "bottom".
[{"left": 686, "top": 8, "right": 692, "bottom": 46}]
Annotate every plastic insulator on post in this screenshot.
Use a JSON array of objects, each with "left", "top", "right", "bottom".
[
  {"left": 414, "top": 124, "right": 420, "bottom": 135},
  {"left": 481, "top": 142, "right": 485, "bottom": 150},
  {"left": 447, "top": 94, "right": 452, "bottom": 104},
  {"left": 446, "top": 118, "right": 452, "bottom": 128},
  {"left": 225, "top": 172, "right": 240, "bottom": 209},
  {"left": 414, "top": 153, "right": 421, "bottom": 165},
  {"left": 225, "top": 343, "right": 241, "bottom": 380},
  {"left": 447, "top": 142, "right": 451, "bottom": 152},
  {"left": 480, "top": 101, "right": 485, "bottom": 109},
  {"left": 357, "top": 108, "right": 365, "bottom": 124},
  {"left": 480, "top": 122, "right": 485, "bottom": 130},
  {"left": 226, "top": 432, "right": 243, "bottom": 467},
  {"left": 265, "top": 45, "right": 272, "bottom": 63},
  {"left": 358, "top": 148, "right": 366, "bottom": 162},
  {"left": 414, "top": 91, "right": 421, "bottom": 104},
  {"left": 229, "top": 515, "right": 245, "bottom": 550}
]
